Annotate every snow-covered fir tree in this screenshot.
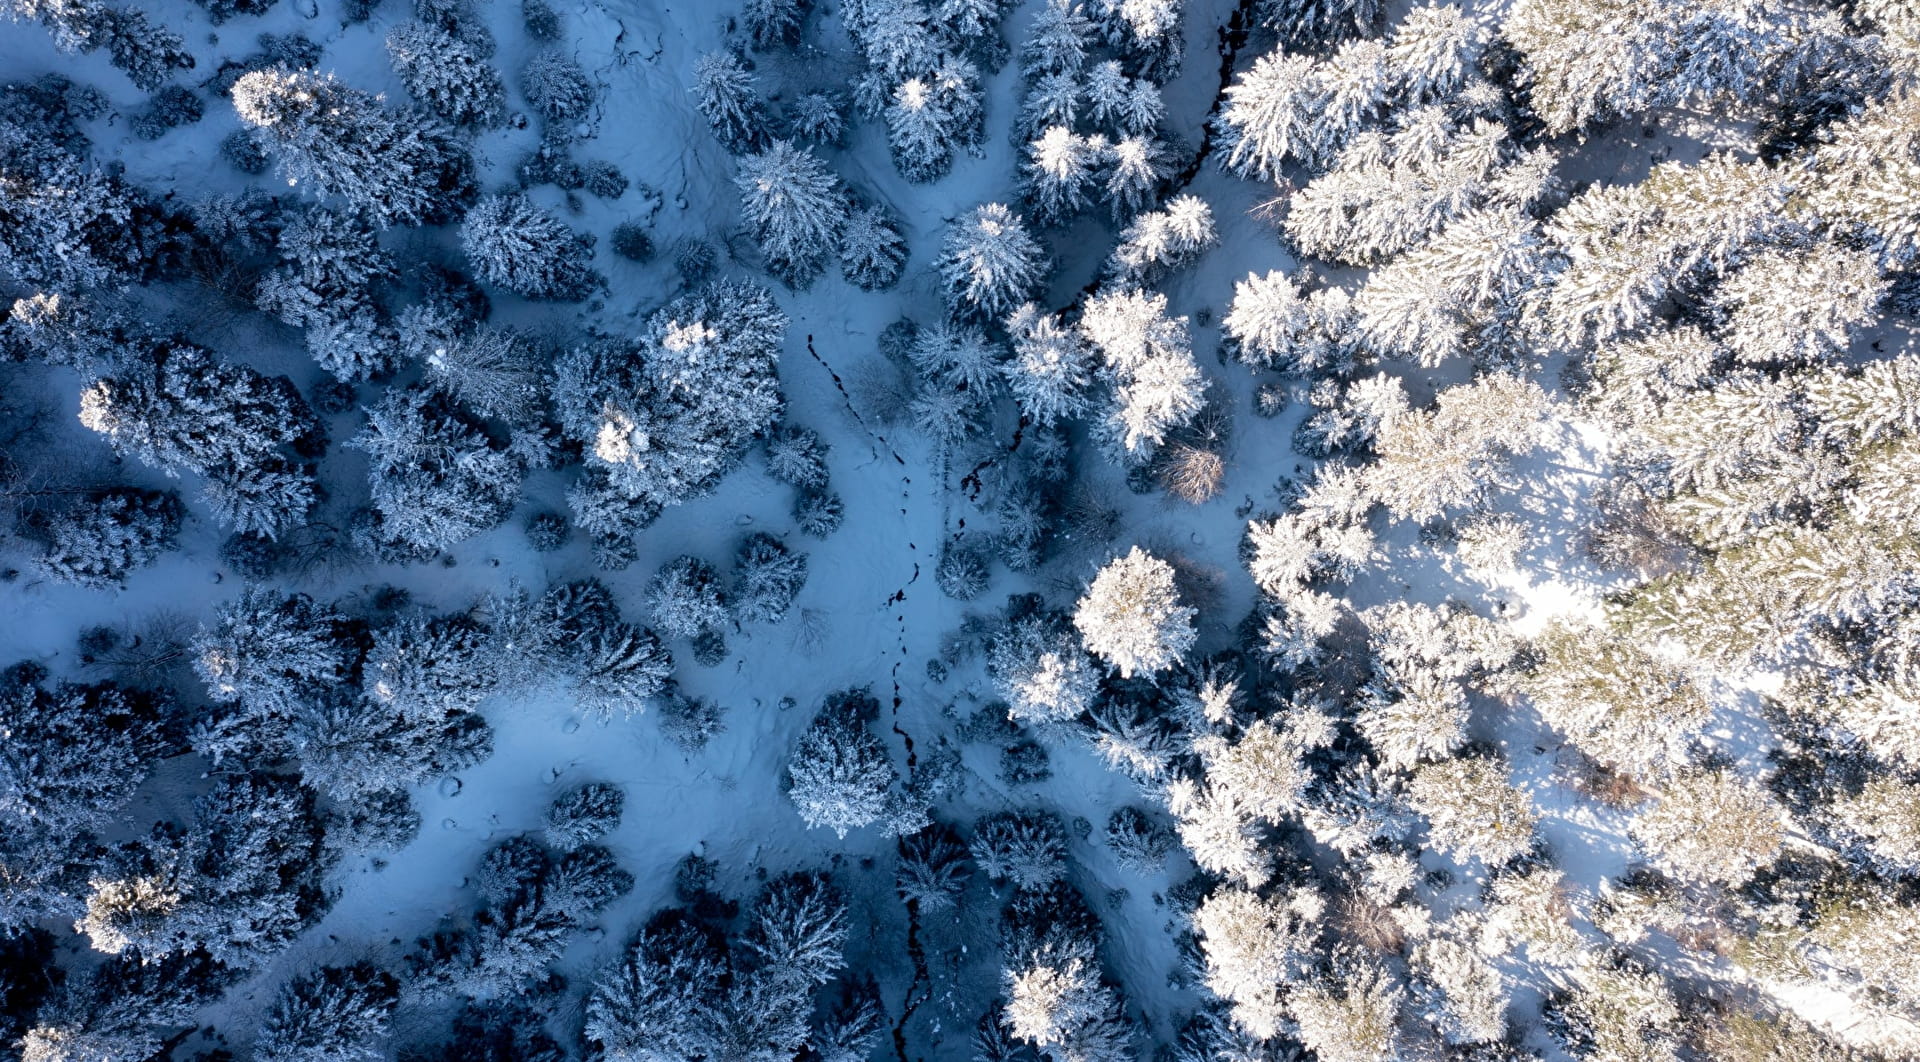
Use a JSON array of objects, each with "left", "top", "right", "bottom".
[
  {"left": 787, "top": 688, "right": 902, "bottom": 837},
  {"left": 733, "top": 531, "right": 808, "bottom": 625},
  {"left": 386, "top": 20, "right": 505, "bottom": 127},
  {"left": 254, "top": 962, "right": 399, "bottom": 1062},
  {"left": 461, "top": 194, "right": 598, "bottom": 301},
  {"left": 939, "top": 203, "right": 1049, "bottom": 322},
  {"left": 693, "top": 51, "right": 770, "bottom": 152},
  {"left": 735, "top": 140, "right": 847, "bottom": 285},
  {"left": 521, "top": 50, "right": 597, "bottom": 124},
  {"left": 30, "top": 487, "right": 182, "bottom": 589},
  {"left": 350, "top": 386, "right": 524, "bottom": 554},
  {"left": 231, "top": 67, "right": 470, "bottom": 225},
  {"left": 839, "top": 204, "right": 908, "bottom": 289}
]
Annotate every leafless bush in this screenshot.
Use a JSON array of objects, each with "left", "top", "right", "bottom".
[
  {"left": 91, "top": 610, "right": 198, "bottom": 687},
  {"left": 1335, "top": 891, "right": 1405, "bottom": 954},
  {"left": 1154, "top": 442, "right": 1226, "bottom": 504},
  {"left": 849, "top": 357, "right": 913, "bottom": 426},
  {"left": 1059, "top": 481, "right": 1120, "bottom": 546},
  {"left": 1587, "top": 479, "right": 1694, "bottom": 578}
]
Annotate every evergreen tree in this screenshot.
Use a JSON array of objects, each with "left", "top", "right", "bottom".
[
  {"left": 787, "top": 688, "right": 901, "bottom": 838},
  {"left": 1002, "top": 945, "right": 1133, "bottom": 1062},
  {"left": 734, "top": 531, "right": 808, "bottom": 625},
  {"left": 386, "top": 20, "right": 505, "bottom": 127},
  {"left": 885, "top": 75, "right": 961, "bottom": 182},
  {"left": 1073, "top": 547, "right": 1195, "bottom": 678},
  {"left": 1192, "top": 884, "right": 1323, "bottom": 1039},
  {"left": 1004, "top": 303, "right": 1097, "bottom": 426},
  {"left": 545, "top": 781, "right": 624, "bottom": 850},
  {"left": 521, "top": 51, "right": 597, "bottom": 123},
  {"left": 1408, "top": 753, "right": 1537, "bottom": 867},
  {"left": 231, "top": 67, "right": 469, "bottom": 225},
  {"left": 1022, "top": 126, "right": 1104, "bottom": 226},
  {"left": 839, "top": 204, "right": 908, "bottom": 289},
  {"left": 736, "top": 140, "right": 848, "bottom": 285},
  {"left": 31, "top": 487, "right": 182, "bottom": 589},
  {"left": 351, "top": 386, "right": 524, "bottom": 553},
  {"left": 693, "top": 51, "right": 770, "bottom": 152},
  {"left": 461, "top": 193, "right": 599, "bottom": 301},
  {"left": 0, "top": 669, "right": 168, "bottom": 834},
  {"left": 939, "top": 204, "right": 1049, "bottom": 322},
  {"left": 193, "top": 588, "right": 355, "bottom": 759},
  {"left": 745, "top": 0, "right": 806, "bottom": 48},
  {"left": 0, "top": 119, "right": 144, "bottom": 290},
  {"left": 743, "top": 871, "right": 849, "bottom": 987},
  {"left": 585, "top": 911, "right": 728, "bottom": 1062},
  {"left": 569, "top": 621, "right": 673, "bottom": 720},
  {"left": 1628, "top": 768, "right": 1783, "bottom": 886},
  {"left": 970, "top": 809, "right": 1067, "bottom": 888},
  {"left": 989, "top": 613, "right": 1101, "bottom": 724},
  {"left": 19, "top": 949, "right": 230, "bottom": 1062},
  {"left": 649, "top": 555, "right": 730, "bottom": 643},
  {"left": 254, "top": 962, "right": 399, "bottom": 1062},
  {"left": 552, "top": 282, "right": 786, "bottom": 547}
]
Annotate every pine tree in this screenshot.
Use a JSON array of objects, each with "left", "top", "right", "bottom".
[
  {"left": 970, "top": 809, "right": 1067, "bottom": 888},
  {"left": 1287, "top": 957, "right": 1405, "bottom": 1062},
  {"left": 461, "top": 193, "right": 598, "bottom": 301},
  {"left": 743, "top": 871, "right": 849, "bottom": 987},
  {"left": 896, "top": 825, "right": 971, "bottom": 909},
  {"left": 693, "top": 51, "right": 769, "bottom": 152},
  {"left": 1367, "top": 373, "right": 1547, "bottom": 522},
  {"left": 1218, "top": 51, "right": 1325, "bottom": 181},
  {"left": 1020, "top": 0, "right": 1094, "bottom": 79},
  {"left": 255, "top": 962, "right": 399, "bottom": 1062},
  {"left": 1192, "top": 884, "right": 1323, "bottom": 1039},
  {"left": 1408, "top": 754, "right": 1537, "bottom": 867},
  {"left": 386, "top": 20, "right": 505, "bottom": 127},
  {"left": 194, "top": 588, "right": 355, "bottom": 756},
  {"left": 400, "top": 306, "right": 546, "bottom": 424},
  {"left": 1103, "top": 133, "right": 1171, "bottom": 220},
  {"left": 569, "top": 621, "right": 674, "bottom": 720},
  {"left": 1104, "top": 806, "right": 1175, "bottom": 873},
  {"left": 649, "top": 555, "right": 730, "bottom": 642},
  {"left": 231, "top": 67, "right": 469, "bottom": 225},
  {"left": 839, "top": 204, "right": 908, "bottom": 289},
  {"left": 735, "top": 140, "right": 848, "bottom": 285},
  {"left": 19, "top": 949, "right": 230, "bottom": 1062},
  {"left": 1022, "top": 126, "right": 1104, "bottom": 226},
  {"left": 1254, "top": 0, "right": 1382, "bottom": 49},
  {"left": 734, "top": 531, "right": 808, "bottom": 625},
  {"left": 553, "top": 282, "right": 786, "bottom": 539},
  {"left": 1077, "top": 289, "right": 1205, "bottom": 460},
  {"left": 1519, "top": 623, "right": 1711, "bottom": 781},
  {"left": 1629, "top": 768, "right": 1782, "bottom": 886},
  {"left": 31, "top": 487, "right": 182, "bottom": 589},
  {"left": 0, "top": 120, "right": 143, "bottom": 290},
  {"left": 940, "top": 203, "right": 1049, "bottom": 322},
  {"left": 885, "top": 76, "right": 960, "bottom": 182},
  {"left": 1002, "top": 947, "right": 1133, "bottom": 1062},
  {"left": 362, "top": 612, "right": 497, "bottom": 719},
  {"left": 787, "top": 688, "right": 901, "bottom": 838},
  {"left": 745, "top": 0, "right": 806, "bottom": 48},
  {"left": 1073, "top": 547, "right": 1194, "bottom": 678},
  {"left": 1409, "top": 932, "right": 1508, "bottom": 1044},
  {"left": 1713, "top": 240, "right": 1886, "bottom": 365}
]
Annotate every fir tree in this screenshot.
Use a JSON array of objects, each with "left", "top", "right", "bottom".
[
  {"left": 735, "top": 140, "right": 848, "bottom": 285},
  {"left": 839, "top": 204, "right": 908, "bottom": 289},
  {"left": 585, "top": 911, "right": 728, "bottom": 1062},
  {"left": 787, "top": 688, "right": 901, "bottom": 838},
  {"left": 351, "top": 387, "right": 523, "bottom": 553},
  {"left": 461, "top": 193, "right": 599, "bottom": 301},
  {"left": 939, "top": 203, "right": 1049, "bottom": 322},
  {"left": 545, "top": 781, "right": 625, "bottom": 850},
  {"left": 254, "top": 962, "right": 399, "bottom": 1062},
  {"left": 31, "top": 487, "right": 182, "bottom": 589},
  {"left": 521, "top": 51, "right": 597, "bottom": 123},
  {"left": 1408, "top": 753, "right": 1537, "bottom": 867},
  {"left": 0, "top": 669, "right": 168, "bottom": 834},
  {"left": 386, "top": 20, "right": 505, "bottom": 127},
  {"left": 693, "top": 51, "right": 770, "bottom": 152},
  {"left": 734, "top": 531, "right": 808, "bottom": 625},
  {"left": 231, "top": 67, "right": 469, "bottom": 225}
]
